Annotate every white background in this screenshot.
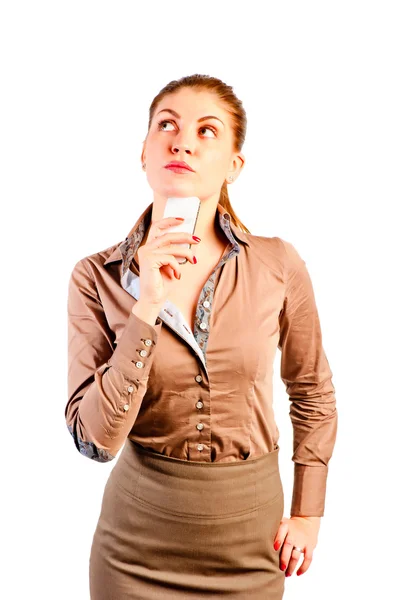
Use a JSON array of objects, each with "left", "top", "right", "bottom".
[{"left": 1, "top": 1, "right": 398, "bottom": 598}]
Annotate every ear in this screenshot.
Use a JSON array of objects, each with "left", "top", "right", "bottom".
[
  {"left": 228, "top": 152, "right": 245, "bottom": 180},
  {"left": 141, "top": 140, "right": 147, "bottom": 165}
]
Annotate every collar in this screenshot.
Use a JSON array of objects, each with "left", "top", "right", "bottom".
[{"left": 104, "top": 201, "right": 249, "bottom": 274}]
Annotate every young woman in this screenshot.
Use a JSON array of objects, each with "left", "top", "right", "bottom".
[{"left": 66, "top": 74, "right": 338, "bottom": 599}]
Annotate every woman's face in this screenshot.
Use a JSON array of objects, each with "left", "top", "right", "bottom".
[{"left": 142, "top": 88, "right": 244, "bottom": 199}]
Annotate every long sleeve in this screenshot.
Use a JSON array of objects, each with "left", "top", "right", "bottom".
[
  {"left": 65, "top": 258, "right": 163, "bottom": 462},
  {"left": 277, "top": 238, "right": 338, "bottom": 517}
]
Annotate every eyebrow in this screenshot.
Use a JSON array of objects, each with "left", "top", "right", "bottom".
[{"left": 155, "top": 108, "right": 225, "bottom": 127}]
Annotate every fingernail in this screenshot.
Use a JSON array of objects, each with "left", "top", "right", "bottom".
[
  {"left": 280, "top": 563, "right": 286, "bottom": 571},
  {"left": 285, "top": 572, "right": 291, "bottom": 577},
  {"left": 192, "top": 236, "right": 201, "bottom": 242},
  {"left": 297, "top": 571, "right": 303, "bottom": 576},
  {"left": 193, "top": 256, "right": 197, "bottom": 264},
  {"left": 175, "top": 217, "right": 184, "bottom": 221},
  {"left": 274, "top": 541, "right": 280, "bottom": 551}
]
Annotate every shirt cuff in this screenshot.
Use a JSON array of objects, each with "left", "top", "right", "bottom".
[
  {"left": 107, "top": 309, "right": 162, "bottom": 381},
  {"left": 290, "top": 463, "right": 328, "bottom": 517}
]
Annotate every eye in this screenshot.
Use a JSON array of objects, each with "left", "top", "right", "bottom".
[
  {"left": 199, "top": 125, "right": 217, "bottom": 137},
  {"left": 157, "top": 119, "right": 217, "bottom": 138},
  {"left": 157, "top": 119, "right": 174, "bottom": 131}
]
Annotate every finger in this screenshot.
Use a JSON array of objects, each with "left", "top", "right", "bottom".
[
  {"left": 297, "top": 547, "right": 313, "bottom": 576},
  {"left": 273, "top": 520, "right": 289, "bottom": 552},
  {"left": 146, "top": 221, "right": 171, "bottom": 244},
  {"left": 285, "top": 548, "right": 302, "bottom": 577},
  {"left": 148, "top": 232, "right": 197, "bottom": 248},
  {"left": 152, "top": 244, "right": 196, "bottom": 264},
  {"left": 147, "top": 226, "right": 162, "bottom": 244},
  {"left": 161, "top": 264, "right": 176, "bottom": 280},
  {"left": 279, "top": 533, "right": 297, "bottom": 572},
  {"left": 153, "top": 217, "right": 185, "bottom": 232},
  {"left": 157, "top": 255, "right": 182, "bottom": 280}
]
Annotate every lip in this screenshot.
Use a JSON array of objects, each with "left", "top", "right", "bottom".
[{"left": 165, "top": 161, "right": 195, "bottom": 172}]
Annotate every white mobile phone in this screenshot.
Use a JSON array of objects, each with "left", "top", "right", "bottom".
[{"left": 162, "top": 197, "right": 201, "bottom": 264}]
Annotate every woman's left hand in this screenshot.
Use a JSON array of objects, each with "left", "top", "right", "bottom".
[{"left": 273, "top": 516, "right": 321, "bottom": 577}]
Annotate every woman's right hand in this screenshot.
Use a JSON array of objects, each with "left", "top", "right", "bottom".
[{"left": 136, "top": 216, "right": 200, "bottom": 307}]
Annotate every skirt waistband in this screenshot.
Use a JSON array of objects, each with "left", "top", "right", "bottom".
[{"left": 109, "top": 440, "right": 283, "bottom": 518}]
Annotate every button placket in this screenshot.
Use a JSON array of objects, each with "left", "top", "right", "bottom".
[
  {"left": 192, "top": 235, "right": 239, "bottom": 364},
  {"left": 194, "top": 375, "right": 206, "bottom": 436}
]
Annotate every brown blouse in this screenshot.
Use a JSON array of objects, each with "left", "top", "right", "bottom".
[{"left": 65, "top": 201, "right": 337, "bottom": 517}]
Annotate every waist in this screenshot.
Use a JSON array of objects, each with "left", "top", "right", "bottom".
[{"left": 109, "top": 439, "right": 283, "bottom": 518}]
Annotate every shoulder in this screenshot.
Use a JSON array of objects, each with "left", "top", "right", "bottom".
[
  {"left": 274, "top": 237, "right": 306, "bottom": 271},
  {"left": 243, "top": 232, "right": 304, "bottom": 278}
]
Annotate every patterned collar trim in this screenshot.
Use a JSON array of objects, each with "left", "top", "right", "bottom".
[{"left": 104, "top": 201, "right": 249, "bottom": 275}]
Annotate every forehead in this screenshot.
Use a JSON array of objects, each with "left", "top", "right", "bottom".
[{"left": 156, "top": 88, "right": 227, "bottom": 120}]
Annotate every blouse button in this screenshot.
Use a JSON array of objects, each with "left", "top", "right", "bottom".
[
  {"left": 199, "top": 322, "right": 207, "bottom": 330},
  {"left": 196, "top": 401, "right": 203, "bottom": 409},
  {"left": 123, "top": 404, "right": 129, "bottom": 411},
  {"left": 139, "top": 349, "right": 148, "bottom": 357},
  {"left": 197, "top": 444, "right": 204, "bottom": 451},
  {"left": 136, "top": 361, "right": 144, "bottom": 369},
  {"left": 203, "top": 300, "right": 210, "bottom": 308},
  {"left": 144, "top": 339, "right": 152, "bottom": 346},
  {"left": 196, "top": 423, "right": 204, "bottom": 431},
  {"left": 195, "top": 375, "right": 202, "bottom": 383},
  {"left": 127, "top": 385, "right": 134, "bottom": 393}
]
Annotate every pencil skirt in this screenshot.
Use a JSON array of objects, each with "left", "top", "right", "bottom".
[{"left": 89, "top": 439, "right": 286, "bottom": 599}]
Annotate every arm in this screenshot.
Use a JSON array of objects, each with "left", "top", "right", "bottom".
[
  {"left": 65, "top": 258, "right": 163, "bottom": 462},
  {"left": 277, "top": 238, "right": 338, "bottom": 517}
]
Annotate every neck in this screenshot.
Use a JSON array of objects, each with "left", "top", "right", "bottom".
[{"left": 147, "top": 192, "right": 226, "bottom": 249}]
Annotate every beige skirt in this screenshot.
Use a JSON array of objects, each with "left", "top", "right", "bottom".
[{"left": 89, "top": 439, "right": 286, "bottom": 599}]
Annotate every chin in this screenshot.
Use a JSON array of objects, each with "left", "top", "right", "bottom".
[{"left": 158, "top": 184, "right": 196, "bottom": 198}]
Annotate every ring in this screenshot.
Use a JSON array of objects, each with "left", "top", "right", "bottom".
[{"left": 293, "top": 546, "right": 304, "bottom": 553}]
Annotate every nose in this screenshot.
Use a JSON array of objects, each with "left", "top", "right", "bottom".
[{"left": 172, "top": 143, "right": 192, "bottom": 155}]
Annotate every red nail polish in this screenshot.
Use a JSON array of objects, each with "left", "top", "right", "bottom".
[
  {"left": 193, "top": 256, "right": 197, "bottom": 264},
  {"left": 281, "top": 563, "right": 286, "bottom": 571},
  {"left": 274, "top": 541, "right": 279, "bottom": 551},
  {"left": 175, "top": 217, "right": 184, "bottom": 221},
  {"left": 192, "top": 236, "right": 201, "bottom": 242},
  {"left": 297, "top": 571, "right": 303, "bottom": 576}
]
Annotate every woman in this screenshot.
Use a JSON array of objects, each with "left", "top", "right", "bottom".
[{"left": 66, "top": 74, "right": 338, "bottom": 599}]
